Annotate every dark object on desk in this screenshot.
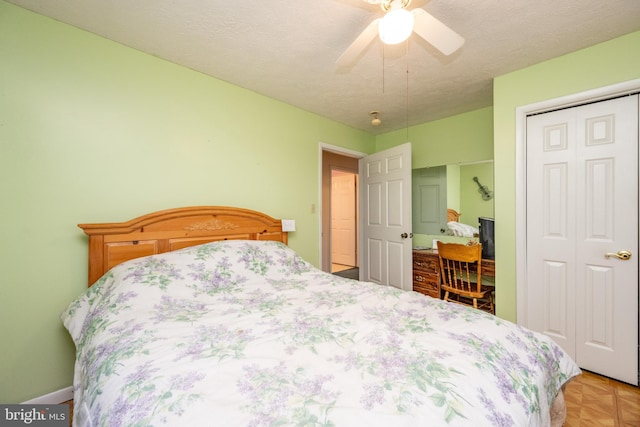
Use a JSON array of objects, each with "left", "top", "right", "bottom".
[{"left": 478, "top": 217, "right": 495, "bottom": 260}]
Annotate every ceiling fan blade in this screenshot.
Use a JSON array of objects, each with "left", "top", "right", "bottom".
[
  {"left": 336, "top": 18, "right": 380, "bottom": 68},
  {"left": 411, "top": 8, "right": 464, "bottom": 55}
]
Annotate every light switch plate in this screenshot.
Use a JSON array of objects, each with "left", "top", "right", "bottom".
[{"left": 281, "top": 219, "right": 296, "bottom": 232}]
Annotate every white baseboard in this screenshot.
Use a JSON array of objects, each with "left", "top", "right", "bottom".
[{"left": 22, "top": 386, "right": 73, "bottom": 404}]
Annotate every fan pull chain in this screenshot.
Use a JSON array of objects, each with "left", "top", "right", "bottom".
[
  {"left": 405, "top": 40, "right": 409, "bottom": 141},
  {"left": 382, "top": 43, "right": 386, "bottom": 95}
]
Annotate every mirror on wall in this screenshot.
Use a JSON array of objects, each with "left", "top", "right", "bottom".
[{"left": 412, "top": 161, "right": 494, "bottom": 237}]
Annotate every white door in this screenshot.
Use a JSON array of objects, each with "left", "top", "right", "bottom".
[
  {"left": 412, "top": 165, "right": 447, "bottom": 235},
  {"left": 360, "top": 142, "right": 412, "bottom": 290},
  {"left": 332, "top": 171, "right": 357, "bottom": 266},
  {"left": 525, "top": 95, "right": 638, "bottom": 385}
]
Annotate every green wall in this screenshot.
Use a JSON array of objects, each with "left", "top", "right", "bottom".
[
  {"left": 0, "top": 1, "right": 373, "bottom": 403},
  {"left": 458, "top": 162, "right": 494, "bottom": 225},
  {"left": 446, "top": 165, "right": 461, "bottom": 212},
  {"left": 376, "top": 106, "right": 494, "bottom": 168},
  {"left": 493, "top": 31, "right": 640, "bottom": 321}
]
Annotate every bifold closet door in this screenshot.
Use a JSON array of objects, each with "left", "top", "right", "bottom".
[{"left": 525, "top": 94, "right": 638, "bottom": 385}]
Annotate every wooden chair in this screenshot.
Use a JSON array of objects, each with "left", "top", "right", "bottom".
[{"left": 437, "top": 241, "right": 494, "bottom": 314}]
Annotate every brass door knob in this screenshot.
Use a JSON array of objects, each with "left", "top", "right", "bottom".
[{"left": 604, "top": 250, "right": 632, "bottom": 260}]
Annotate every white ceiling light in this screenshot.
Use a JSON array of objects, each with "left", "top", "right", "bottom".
[
  {"left": 370, "top": 111, "right": 381, "bottom": 126},
  {"left": 378, "top": 1, "right": 414, "bottom": 45}
]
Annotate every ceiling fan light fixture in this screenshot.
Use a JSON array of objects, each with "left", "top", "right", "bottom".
[{"left": 378, "top": 7, "right": 414, "bottom": 45}]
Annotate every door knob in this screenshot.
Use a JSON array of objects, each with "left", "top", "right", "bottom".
[
  {"left": 400, "top": 232, "right": 413, "bottom": 239},
  {"left": 604, "top": 250, "right": 632, "bottom": 260}
]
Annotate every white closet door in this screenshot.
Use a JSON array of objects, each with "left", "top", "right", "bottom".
[
  {"left": 526, "top": 106, "right": 578, "bottom": 356},
  {"left": 525, "top": 95, "right": 638, "bottom": 385}
]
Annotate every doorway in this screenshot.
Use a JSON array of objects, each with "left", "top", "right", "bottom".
[
  {"left": 321, "top": 143, "right": 413, "bottom": 289},
  {"left": 321, "top": 149, "right": 360, "bottom": 274}
]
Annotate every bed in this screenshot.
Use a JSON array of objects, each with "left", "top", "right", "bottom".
[{"left": 63, "top": 206, "right": 580, "bottom": 427}]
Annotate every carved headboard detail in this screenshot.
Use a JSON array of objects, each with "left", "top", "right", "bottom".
[{"left": 78, "top": 206, "right": 288, "bottom": 286}]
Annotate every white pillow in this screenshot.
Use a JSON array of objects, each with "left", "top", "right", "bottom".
[{"left": 447, "top": 221, "right": 478, "bottom": 237}]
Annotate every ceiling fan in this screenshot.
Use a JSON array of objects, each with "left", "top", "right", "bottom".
[{"left": 336, "top": 0, "right": 465, "bottom": 68}]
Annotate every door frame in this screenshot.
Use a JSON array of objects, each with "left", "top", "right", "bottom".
[
  {"left": 319, "top": 142, "right": 366, "bottom": 273},
  {"left": 515, "top": 78, "right": 640, "bottom": 325}
]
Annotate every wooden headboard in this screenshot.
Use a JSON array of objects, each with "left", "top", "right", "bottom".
[
  {"left": 78, "top": 206, "right": 288, "bottom": 286},
  {"left": 447, "top": 208, "right": 461, "bottom": 223}
]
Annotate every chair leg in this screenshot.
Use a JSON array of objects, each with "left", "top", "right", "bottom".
[{"left": 443, "top": 291, "right": 449, "bottom": 302}]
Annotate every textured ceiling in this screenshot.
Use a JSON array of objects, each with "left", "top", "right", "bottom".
[{"left": 7, "top": 0, "right": 640, "bottom": 134}]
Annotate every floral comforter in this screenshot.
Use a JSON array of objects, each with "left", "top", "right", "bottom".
[{"left": 62, "top": 240, "right": 580, "bottom": 427}]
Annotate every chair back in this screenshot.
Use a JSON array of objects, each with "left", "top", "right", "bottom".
[{"left": 437, "top": 242, "right": 483, "bottom": 293}]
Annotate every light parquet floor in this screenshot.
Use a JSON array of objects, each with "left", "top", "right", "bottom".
[
  {"left": 564, "top": 370, "right": 640, "bottom": 426},
  {"left": 331, "top": 263, "right": 354, "bottom": 273}
]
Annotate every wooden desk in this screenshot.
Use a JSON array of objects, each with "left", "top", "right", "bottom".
[{"left": 412, "top": 248, "right": 495, "bottom": 299}]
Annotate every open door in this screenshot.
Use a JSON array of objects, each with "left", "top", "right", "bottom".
[{"left": 360, "top": 143, "right": 412, "bottom": 290}]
